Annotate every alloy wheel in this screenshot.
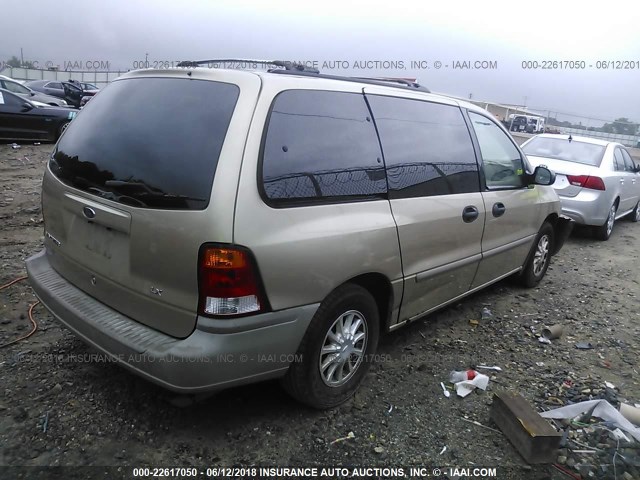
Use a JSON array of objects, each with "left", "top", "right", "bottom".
[
  {"left": 318, "top": 310, "right": 367, "bottom": 387},
  {"left": 606, "top": 204, "right": 616, "bottom": 236},
  {"left": 533, "top": 234, "right": 550, "bottom": 277}
]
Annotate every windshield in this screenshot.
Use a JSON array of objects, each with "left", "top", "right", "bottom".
[
  {"left": 50, "top": 77, "right": 239, "bottom": 209},
  {"left": 522, "top": 137, "right": 606, "bottom": 167}
]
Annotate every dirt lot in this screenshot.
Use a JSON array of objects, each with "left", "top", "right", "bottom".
[{"left": 1, "top": 143, "right": 639, "bottom": 479}]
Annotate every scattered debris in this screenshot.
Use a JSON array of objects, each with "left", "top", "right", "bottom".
[
  {"left": 538, "top": 336, "right": 552, "bottom": 345},
  {"left": 452, "top": 373, "right": 489, "bottom": 398},
  {"left": 10, "top": 143, "right": 21, "bottom": 149},
  {"left": 619, "top": 403, "right": 640, "bottom": 427},
  {"left": 469, "top": 319, "right": 479, "bottom": 326},
  {"left": 439, "top": 446, "right": 447, "bottom": 455},
  {"left": 42, "top": 411, "right": 49, "bottom": 433},
  {"left": 440, "top": 382, "right": 450, "bottom": 398},
  {"left": 330, "top": 431, "right": 355, "bottom": 445},
  {"left": 460, "top": 417, "right": 502, "bottom": 434},
  {"left": 476, "top": 365, "right": 502, "bottom": 372},
  {"left": 481, "top": 307, "right": 492, "bottom": 320},
  {"left": 373, "top": 446, "right": 385, "bottom": 454},
  {"left": 541, "top": 324, "right": 564, "bottom": 340},
  {"left": 540, "top": 399, "right": 640, "bottom": 442},
  {"left": 449, "top": 370, "right": 477, "bottom": 383},
  {"left": 575, "top": 342, "right": 594, "bottom": 350}
]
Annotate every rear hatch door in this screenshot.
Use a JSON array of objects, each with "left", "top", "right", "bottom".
[{"left": 42, "top": 71, "right": 261, "bottom": 337}]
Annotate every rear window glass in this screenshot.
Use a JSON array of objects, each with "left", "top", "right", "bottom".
[
  {"left": 50, "top": 78, "right": 239, "bottom": 209},
  {"left": 261, "top": 90, "right": 386, "bottom": 204},
  {"left": 522, "top": 137, "right": 606, "bottom": 167}
]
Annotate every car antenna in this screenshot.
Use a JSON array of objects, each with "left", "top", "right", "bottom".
[{"left": 568, "top": 135, "right": 573, "bottom": 142}]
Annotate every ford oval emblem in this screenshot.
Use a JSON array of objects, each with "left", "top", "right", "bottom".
[{"left": 83, "top": 206, "right": 96, "bottom": 219}]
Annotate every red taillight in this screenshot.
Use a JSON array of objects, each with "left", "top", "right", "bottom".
[
  {"left": 566, "top": 175, "right": 606, "bottom": 191},
  {"left": 198, "top": 245, "right": 267, "bottom": 317}
]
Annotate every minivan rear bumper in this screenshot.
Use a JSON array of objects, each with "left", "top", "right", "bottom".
[{"left": 26, "top": 249, "right": 317, "bottom": 393}]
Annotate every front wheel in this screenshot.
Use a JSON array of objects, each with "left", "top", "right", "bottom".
[
  {"left": 595, "top": 203, "right": 617, "bottom": 240},
  {"left": 282, "top": 284, "right": 379, "bottom": 409},
  {"left": 519, "top": 222, "right": 554, "bottom": 288}
]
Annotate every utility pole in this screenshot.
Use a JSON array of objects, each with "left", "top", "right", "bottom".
[
  {"left": 145, "top": 53, "right": 149, "bottom": 68},
  {"left": 20, "top": 48, "right": 24, "bottom": 66}
]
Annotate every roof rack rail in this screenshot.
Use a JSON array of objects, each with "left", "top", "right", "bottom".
[
  {"left": 175, "top": 58, "right": 319, "bottom": 73},
  {"left": 269, "top": 69, "right": 431, "bottom": 93},
  {"left": 174, "top": 59, "right": 430, "bottom": 93},
  {"left": 350, "top": 77, "right": 425, "bottom": 89}
]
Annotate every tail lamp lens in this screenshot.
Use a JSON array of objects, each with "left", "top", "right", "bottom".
[
  {"left": 198, "top": 246, "right": 264, "bottom": 317},
  {"left": 567, "top": 175, "right": 606, "bottom": 191}
]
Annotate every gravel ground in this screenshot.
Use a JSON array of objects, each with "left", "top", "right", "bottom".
[{"left": 1, "top": 143, "right": 639, "bottom": 479}]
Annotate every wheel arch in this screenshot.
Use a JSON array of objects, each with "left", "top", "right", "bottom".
[
  {"left": 542, "top": 213, "right": 573, "bottom": 256},
  {"left": 344, "top": 272, "right": 394, "bottom": 336}
]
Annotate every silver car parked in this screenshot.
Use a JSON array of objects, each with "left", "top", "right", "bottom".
[
  {"left": 27, "top": 62, "right": 570, "bottom": 408},
  {"left": 523, "top": 134, "right": 640, "bottom": 240}
]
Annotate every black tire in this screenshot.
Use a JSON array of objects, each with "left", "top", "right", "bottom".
[
  {"left": 629, "top": 201, "right": 640, "bottom": 223},
  {"left": 282, "top": 284, "right": 379, "bottom": 409},
  {"left": 595, "top": 202, "right": 617, "bottom": 240},
  {"left": 57, "top": 121, "right": 70, "bottom": 140},
  {"left": 519, "top": 222, "right": 554, "bottom": 288}
]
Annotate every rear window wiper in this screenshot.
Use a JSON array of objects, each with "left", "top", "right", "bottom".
[
  {"left": 87, "top": 186, "right": 148, "bottom": 207},
  {"left": 104, "top": 180, "right": 206, "bottom": 202}
]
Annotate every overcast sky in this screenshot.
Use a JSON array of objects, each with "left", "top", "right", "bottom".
[{"left": 3, "top": 0, "right": 639, "bottom": 123}]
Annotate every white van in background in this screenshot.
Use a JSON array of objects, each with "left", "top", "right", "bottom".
[{"left": 509, "top": 114, "right": 545, "bottom": 134}]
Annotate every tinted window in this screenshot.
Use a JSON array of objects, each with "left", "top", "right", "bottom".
[
  {"left": 621, "top": 149, "right": 636, "bottom": 172},
  {"left": 0, "top": 90, "right": 22, "bottom": 107},
  {"left": 3, "top": 80, "right": 30, "bottom": 94},
  {"left": 46, "top": 82, "right": 62, "bottom": 89},
  {"left": 469, "top": 112, "right": 525, "bottom": 189},
  {"left": 261, "top": 90, "right": 385, "bottom": 203},
  {"left": 50, "top": 78, "right": 239, "bottom": 210},
  {"left": 522, "top": 136, "right": 606, "bottom": 167},
  {"left": 614, "top": 149, "right": 625, "bottom": 171},
  {"left": 367, "top": 95, "right": 478, "bottom": 198}
]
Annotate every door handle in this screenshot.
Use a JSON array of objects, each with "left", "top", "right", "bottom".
[
  {"left": 462, "top": 206, "right": 479, "bottom": 223},
  {"left": 492, "top": 202, "right": 506, "bottom": 217}
]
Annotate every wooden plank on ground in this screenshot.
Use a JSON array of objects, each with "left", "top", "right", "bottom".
[{"left": 490, "top": 392, "right": 562, "bottom": 464}]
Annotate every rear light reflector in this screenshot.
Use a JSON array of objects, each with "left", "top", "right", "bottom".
[
  {"left": 566, "top": 175, "right": 606, "bottom": 191},
  {"left": 198, "top": 245, "right": 267, "bottom": 317}
]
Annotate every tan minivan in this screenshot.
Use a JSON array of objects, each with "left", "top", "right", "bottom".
[{"left": 27, "top": 61, "right": 571, "bottom": 408}]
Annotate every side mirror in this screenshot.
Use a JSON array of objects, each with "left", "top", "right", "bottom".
[
  {"left": 21, "top": 103, "right": 33, "bottom": 112},
  {"left": 634, "top": 165, "right": 640, "bottom": 174},
  {"left": 532, "top": 166, "right": 555, "bottom": 186}
]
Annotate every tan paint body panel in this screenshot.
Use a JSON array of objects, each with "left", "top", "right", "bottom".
[
  {"left": 472, "top": 187, "right": 541, "bottom": 287},
  {"left": 233, "top": 76, "right": 404, "bottom": 322}
]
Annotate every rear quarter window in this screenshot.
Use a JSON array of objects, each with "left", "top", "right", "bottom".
[
  {"left": 50, "top": 78, "right": 239, "bottom": 209},
  {"left": 261, "top": 90, "right": 386, "bottom": 205}
]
